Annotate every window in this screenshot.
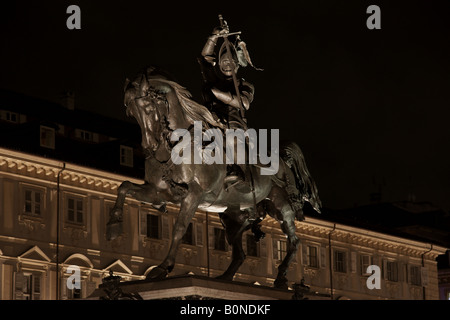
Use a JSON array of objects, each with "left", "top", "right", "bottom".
[
  {"left": 307, "top": 245, "right": 319, "bottom": 268},
  {"left": 24, "top": 189, "right": 42, "bottom": 216},
  {"left": 120, "top": 145, "right": 133, "bottom": 167},
  {"left": 40, "top": 126, "right": 55, "bottom": 149},
  {"left": 80, "top": 130, "right": 92, "bottom": 141},
  {"left": 67, "top": 197, "right": 83, "bottom": 224},
  {"left": 182, "top": 223, "right": 194, "bottom": 245},
  {"left": 75, "top": 129, "right": 98, "bottom": 142},
  {"left": 360, "top": 254, "right": 373, "bottom": 275},
  {"left": 67, "top": 285, "right": 82, "bottom": 299},
  {"left": 140, "top": 210, "right": 169, "bottom": 240},
  {"left": 274, "top": 240, "right": 287, "bottom": 261},
  {"left": 214, "top": 228, "right": 226, "bottom": 251},
  {"left": 386, "top": 261, "right": 398, "bottom": 282},
  {"left": 6, "top": 111, "right": 19, "bottom": 123},
  {"left": 14, "top": 273, "right": 41, "bottom": 300},
  {"left": 246, "top": 234, "right": 259, "bottom": 257},
  {"left": 147, "top": 214, "right": 161, "bottom": 239},
  {"left": 334, "top": 250, "right": 347, "bottom": 273},
  {"left": 410, "top": 265, "right": 421, "bottom": 286}
]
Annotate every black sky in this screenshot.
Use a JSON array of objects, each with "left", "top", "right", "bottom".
[{"left": 1, "top": 0, "right": 449, "bottom": 211}]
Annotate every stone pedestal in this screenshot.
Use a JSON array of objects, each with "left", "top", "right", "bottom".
[{"left": 87, "top": 274, "right": 330, "bottom": 300}]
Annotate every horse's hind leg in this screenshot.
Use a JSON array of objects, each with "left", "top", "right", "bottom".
[
  {"left": 274, "top": 214, "right": 299, "bottom": 289},
  {"left": 265, "top": 187, "right": 300, "bottom": 289},
  {"left": 216, "top": 208, "right": 250, "bottom": 281}
]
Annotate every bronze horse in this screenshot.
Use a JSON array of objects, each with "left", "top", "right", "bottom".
[{"left": 106, "top": 66, "right": 321, "bottom": 288}]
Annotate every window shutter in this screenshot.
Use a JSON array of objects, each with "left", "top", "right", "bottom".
[
  {"left": 80, "top": 280, "right": 86, "bottom": 299},
  {"left": 259, "top": 237, "right": 267, "bottom": 258},
  {"left": 421, "top": 267, "right": 428, "bottom": 286},
  {"left": 33, "top": 275, "right": 41, "bottom": 300},
  {"left": 161, "top": 215, "right": 170, "bottom": 239},
  {"left": 208, "top": 226, "right": 215, "bottom": 250},
  {"left": 398, "top": 263, "right": 405, "bottom": 282},
  {"left": 351, "top": 252, "right": 357, "bottom": 273},
  {"left": 372, "top": 256, "right": 378, "bottom": 267},
  {"left": 38, "top": 191, "right": 43, "bottom": 215},
  {"left": 302, "top": 244, "right": 308, "bottom": 265},
  {"left": 406, "top": 264, "right": 410, "bottom": 284},
  {"left": 320, "top": 246, "right": 327, "bottom": 268},
  {"left": 14, "top": 273, "right": 26, "bottom": 300},
  {"left": 359, "top": 255, "right": 365, "bottom": 275},
  {"left": 61, "top": 277, "right": 68, "bottom": 299},
  {"left": 139, "top": 209, "right": 147, "bottom": 236},
  {"left": 195, "top": 222, "right": 203, "bottom": 247},
  {"left": 272, "top": 239, "right": 279, "bottom": 261},
  {"left": 382, "top": 259, "right": 388, "bottom": 279},
  {"left": 417, "top": 266, "right": 422, "bottom": 286}
]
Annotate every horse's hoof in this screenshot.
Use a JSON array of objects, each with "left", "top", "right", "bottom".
[
  {"left": 274, "top": 277, "right": 288, "bottom": 290},
  {"left": 146, "top": 266, "right": 168, "bottom": 281},
  {"left": 106, "top": 221, "right": 123, "bottom": 241},
  {"left": 215, "top": 274, "right": 233, "bottom": 281}
]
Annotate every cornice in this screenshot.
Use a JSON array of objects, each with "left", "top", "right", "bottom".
[
  {"left": 259, "top": 216, "right": 447, "bottom": 260},
  {"left": 0, "top": 147, "right": 142, "bottom": 195}
]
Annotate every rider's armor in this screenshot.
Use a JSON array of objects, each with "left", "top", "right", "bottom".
[{"left": 198, "top": 29, "right": 254, "bottom": 189}]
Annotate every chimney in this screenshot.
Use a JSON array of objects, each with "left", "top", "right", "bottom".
[{"left": 62, "top": 91, "right": 75, "bottom": 110}]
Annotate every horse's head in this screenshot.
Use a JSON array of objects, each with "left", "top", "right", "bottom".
[
  {"left": 124, "top": 66, "right": 225, "bottom": 154},
  {"left": 124, "top": 67, "right": 173, "bottom": 152}
]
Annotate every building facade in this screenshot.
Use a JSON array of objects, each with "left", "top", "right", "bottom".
[
  {"left": 438, "top": 251, "right": 450, "bottom": 300},
  {"left": 0, "top": 89, "right": 447, "bottom": 300},
  {"left": 0, "top": 147, "right": 446, "bottom": 300}
]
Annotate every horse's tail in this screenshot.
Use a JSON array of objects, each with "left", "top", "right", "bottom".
[{"left": 280, "top": 141, "right": 322, "bottom": 214}]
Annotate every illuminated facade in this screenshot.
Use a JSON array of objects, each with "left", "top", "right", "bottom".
[
  {"left": 0, "top": 90, "right": 447, "bottom": 300},
  {"left": 0, "top": 147, "right": 446, "bottom": 300}
]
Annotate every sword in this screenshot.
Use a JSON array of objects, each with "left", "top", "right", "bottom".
[
  {"left": 219, "top": 15, "right": 257, "bottom": 221},
  {"left": 216, "top": 31, "right": 242, "bottom": 38}
]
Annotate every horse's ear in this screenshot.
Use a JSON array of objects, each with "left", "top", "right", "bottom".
[
  {"left": 123, "top": 78, "right": 131, "bottom": 92},
  {"left": 126, "top": 105, "right": 132, "bottom": 117},
  {"left": 139, "top": 73, "right": 149, "bottom": 94}
]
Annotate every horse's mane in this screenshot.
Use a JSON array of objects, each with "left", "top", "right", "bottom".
[
  {"left": 157, "top": 78, "right": 224, "bottom": 130},
  {"left": 143, "top": 66, "right": 224, "bottom": 130}
]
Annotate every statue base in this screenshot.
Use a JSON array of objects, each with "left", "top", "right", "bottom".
[{"left": 87, "top": 274, "right": 331, "bottom": 300}]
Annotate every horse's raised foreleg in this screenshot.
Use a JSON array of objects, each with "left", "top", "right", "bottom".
[
  {"left": 106, "top": 181, "right": 150, "bottom": 241},
  {"left": 216, "top": 208, "right": 251, "bottom": 281},
  {"left": 146, "top": 182, "right": 203, "bottom": 280}
]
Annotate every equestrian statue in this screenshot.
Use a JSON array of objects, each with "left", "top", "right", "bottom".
[{"left": 106, "top": 15, "right": 321, "bottom": 289}]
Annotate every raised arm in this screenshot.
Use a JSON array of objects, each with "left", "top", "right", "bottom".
[{"left": 201, "top": 27, "right": 228, "bottom": 65}]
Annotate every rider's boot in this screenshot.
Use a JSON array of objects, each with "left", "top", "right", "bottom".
[{"left": 224, "top": 164, "right": 251, "bottom": 192}]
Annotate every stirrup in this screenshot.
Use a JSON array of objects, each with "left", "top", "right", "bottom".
[
  {"left": 224, "top": 177, "right": 251, "bottom": 193},
  {"left": 224, "top": 174, "right": 240, "bottom": 184}
]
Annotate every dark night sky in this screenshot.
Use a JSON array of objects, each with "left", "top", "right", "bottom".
[{"left": 1, "top": 0, "right": 449, "bottom": 211}]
